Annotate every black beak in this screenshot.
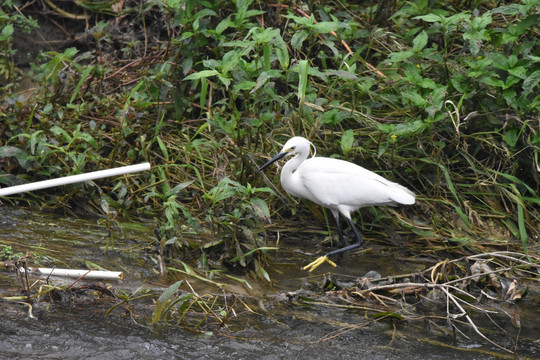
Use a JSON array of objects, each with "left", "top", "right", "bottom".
[{"left": 257, "top": 151, "right": 288, "bottom": 173}]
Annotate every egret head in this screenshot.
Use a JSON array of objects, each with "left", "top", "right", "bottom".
[
  {"left": 282, "top": 137, "right": 316, "bottom": 157},
  {"left": 257, "top": 136, "right": 315, "bottom": 173}
]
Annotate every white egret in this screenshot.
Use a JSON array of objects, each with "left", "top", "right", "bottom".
[{"left": 258, "top": 136, "right": 415, "bottom": 271}]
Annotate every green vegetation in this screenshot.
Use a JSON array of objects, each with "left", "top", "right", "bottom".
[{"left": 0, "top": 0, "right": 538, "bottom": 280}]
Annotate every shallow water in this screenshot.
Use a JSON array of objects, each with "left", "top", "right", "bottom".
[{"left": 0, "top": 207, "right": 538, "bottom": 359}]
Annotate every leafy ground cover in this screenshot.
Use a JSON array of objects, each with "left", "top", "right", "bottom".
[{"left": 0, "top": 0, "right": 538, "bottom": 279}]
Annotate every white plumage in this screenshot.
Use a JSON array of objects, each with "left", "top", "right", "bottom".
[{"left": 258, "top": 136, "right": 415, "bottom": 270}]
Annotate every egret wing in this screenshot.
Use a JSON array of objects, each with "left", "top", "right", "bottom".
[{"left": 300, "top": 157, "right": 415, "bottom": 208}]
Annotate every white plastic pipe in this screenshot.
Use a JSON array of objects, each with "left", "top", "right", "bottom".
[
  {"left": 21, "top": 267, "right": 124, "bottom": 280},
  {"left": 0, "top": 162, "right": 151, "bottom": 197}
]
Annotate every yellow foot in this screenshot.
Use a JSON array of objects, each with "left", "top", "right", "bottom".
[{"left": 302, "top": 256, "right": 337, "bottom": 272}]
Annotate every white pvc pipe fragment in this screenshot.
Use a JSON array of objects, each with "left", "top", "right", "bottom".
[
  {"left": 21, "top": 267, "right": 124, "bottom": 280},
  {"left": 0, "top": 162, "right": 151, "bottom": 197}
]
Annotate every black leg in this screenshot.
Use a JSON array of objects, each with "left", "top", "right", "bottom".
[
  {"left": 347, "top": 216, "right": 364, "bottom": 247},
  {"left": 325, "top": 216, "right": 364, "bottom": 257},
  {"left": 333, "top": 212, "right": 344, "bottom": 261},
  {"left": 333, "top": 212, "right": 345, "bottom": 248}
]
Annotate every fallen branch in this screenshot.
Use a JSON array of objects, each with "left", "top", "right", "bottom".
[{"left": 318, "top": 251, "right": 539, "bottom": 355}]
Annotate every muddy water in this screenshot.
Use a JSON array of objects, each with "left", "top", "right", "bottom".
[{"left": 0, "top": 207, "right": 538, "bottom": 359}]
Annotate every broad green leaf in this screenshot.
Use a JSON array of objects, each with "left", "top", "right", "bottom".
[
  {"left": 503, "top": 89, "right": 517, "bottom": 108},
  {"left": 249, "top": 70, "right": 282, "bottom": 94},
  {"left": 206, "top": 177, "right": 243, "bottom": 204},
  {"left": 323, "top": 69, "right": 357, "bottom": 80},
  {"left": 183, "top": 70, "right": 219, "bottom": 80},
  {"left": 217, "top": 74, "right": 231, "bottom": 88},
  {"left": 249, "top": 197, "right": 271, "bottom": 221},
  {"left": 193, "top": 8, "right": 217, "bottom": 20},
  {"left": 413, "top": 14, "right": 445, "bottom": 22},
  {"left": 0, "top": 146, "right": 29, "bottom": 167},
  {"left": 402, "top": 91, "right": 427, "bottom": 107},
  {"left": 244, "top": 9, "right": 265, "bottom": 18},
  {"left": 63, "top": 47, "right": 79, "bottom": 58},
  {"left": 413, "top": 30, "right": 428, "bottom": 52},
  {"left": 392, "top": 119, "right": 427, "bottom": 136},
  {"left": 273, "top": 32, "right": 290, "bottom": 69},
  {"left": 29, "top": 131, "right": 44, "bottom": 155},
  {"left": 152, "top": 280, "right": 186, "bottom": 323},
  {"left": 377, "top": 123, "right": 395, "bottom": 133},
  {"left": 233, "top": 80, "right": 256, "bottom": 92},
  {"left": 252, "top": 27, "right": 280, "bottom": 44},
  {"left": 471, "top": 13, "right": 492, "bottom": 30},
  {"left": 283, "top": 14, "right": 315, "bottom": 27},
  {"left": 221, "top": 49, "right": 243, "bottom": 74},
  {"left": 320, "top": 108, "right": 350, "bottom": 125},
  {"left": 508, "top": 66, "right": 527, "bottom": 79},
  {"left": 236, "top": 0, "right": 248, "bottom": 18},
  {"left": 76, "top": 131, "right": 98, "bottom": 150},
  {"left": 215, "top": 16, "right": 234, "bottom": 35},
  {"left": 503, "top": 128, "right": 518, "bottom": 147},
  {"left": 154, "top": 279, "right": 182, "bottom": 308},
  {"left": 479, "top": 76, "right": 504, "bottom": 88},
  {"left": 340, "top": 129, "right": 355, "bottom": 155},
  {"left": 50, "top": 125, "right": 72, "bottom": 142},
  {"left": 313, "top": 21, "right": 348, "bottom": 34},
  {"left": 2, "top": 24, "right": 14, "bottom": 37},
  {"left": 386, "top": 51, "right": 415, "bottom": 63},
  {"left": 42, "top": 103, "right": 53, "bottom": 114},
  {"left": 291, "top": 29, "right": 309, "bottom": 50},
  {"left": 504, "top": 75, "right": 521, "bottom": 90},
  {"left": 514, "top": 14, "right": 540, "bottom": 35},
  {"left": 418, "top": 78, "right": 437, "bottom": 89},
  {"left": 357, "top": 77, "right": 375, "bottom": 93},
  {"left": 522, "top": 70, "right": 540, "bottom": 98},
  {"left": 493, "top": 3, "right": 522, "bottom": 15}
]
